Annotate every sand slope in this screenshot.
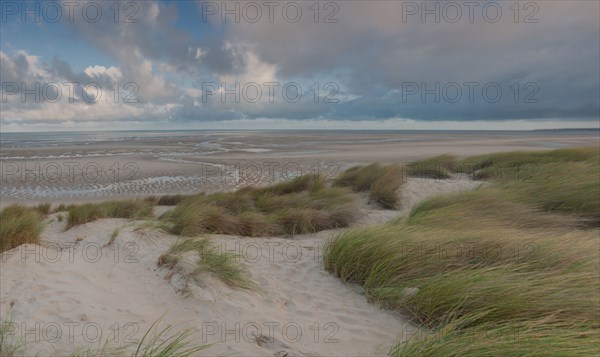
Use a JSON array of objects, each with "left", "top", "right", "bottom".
[{"left": 0, "top": 177, "right": 480, "bottom": 356}]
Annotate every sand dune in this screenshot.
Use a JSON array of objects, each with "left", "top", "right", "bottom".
[{"left": 1, "top": 177, "right": 482, "bottom": 356}]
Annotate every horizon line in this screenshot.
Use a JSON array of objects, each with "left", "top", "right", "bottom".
[{"left": 2, "top": 128, "right": 600, "bottom": 135}]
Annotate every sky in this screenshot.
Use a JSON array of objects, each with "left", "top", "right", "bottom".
[{"left": 0, "top": 0, "right": 599, "bottom": 131}]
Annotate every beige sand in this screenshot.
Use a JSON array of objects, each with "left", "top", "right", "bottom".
[
  {"left": 1, "top": 131, "right": 597, "bottom": 207},
  {"left": 0, "top": 177, "right": 480, "bottom": 356}
]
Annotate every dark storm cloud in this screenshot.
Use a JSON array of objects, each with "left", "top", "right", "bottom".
[{"left": 219, "top": 1, "right": 599, "bottom": 121}]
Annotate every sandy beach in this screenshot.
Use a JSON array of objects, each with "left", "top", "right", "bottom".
[
  {"left": 1, "top": 130, "right": 597, "bottom": 207},
  {"left": 1, "top": 174, "right": 480, "bottom": 356},
  {"left": 1, "top": 131, "right": 598, "bottom": 356},
  {"left": 3, "top": 0, "right": 599, "bottom": 353}
]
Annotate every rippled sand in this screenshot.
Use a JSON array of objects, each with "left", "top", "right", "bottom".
[{"left": 1, "top": 130, "right": 597, "bottom": 206}]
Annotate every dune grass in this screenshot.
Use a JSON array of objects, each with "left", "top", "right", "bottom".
[
  {"left": 65, "top": 200, "right": 154, "bottom": 229},
  {"left": 408, "top": 147, "right": 600, "bottom": 224},
  {"left": 163, "top": 174, "right": 359, "bottom": 237},
  {"left": 0, "top": 205, "right": 43, "bottom": 253},
  {"left": 2, "top": 318, "right": 209, "bottom": 356},
  {"left": 407, "top": 154, "right": 457, "bottom": 179},
  {"left": 459, "top": 147, "right": 597, "bottom": 172},
  {"left": 406, "top": 147, "right": 598, "bottom": 182},
  {"left": 130, "top": 320, "right": 209, "bottom": 357},
  {"left": 501, "top": 160, "right": 599, "bottom": 224},
  {"left": 158, "top": 238, "right": 254, "bottom": 289},
  {"left": 394, "top": 319, "right": 599, "bottom": 357},
  {"left": 144, "top": 194, "right": 192, "bottom": 206},
  {"left": 105, "top": 227, "right": 122, "bottom": 246},
  {"left": 334, "top": 163, "right": 405, "bottom": 208},
  {"left": 34, "top": 203, "right": 51, "bottom": 216},
  {"left": 53, "top": 203, "right": 78, "bottom": 213},
  {"left": 0, "top": 317, "right": 26, "bottom": 357},
  {"left": 68, "top": 319, "right": 208, "bottom": 357},
  {"left": 324, "top": 148, "right": 600, "bottom": 355},
  {"left": 458, "top": 147, "right": 599, "bottom": 224}
]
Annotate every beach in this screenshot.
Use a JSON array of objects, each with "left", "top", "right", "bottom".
[
  {"left": 1, "top": 175, "right": 485, "bottom": 356},
  {"left": 1, "top": 131, "right": 599, "bottom": 356},
  {"left": 3, "top": 0, "right": 599, "bottom": 353},
  {"left": 1, "top": 130, "right": 597, "bottom": 207}
]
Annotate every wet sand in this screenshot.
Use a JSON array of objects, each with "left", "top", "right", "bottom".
[{"left": 1, "top": 130, "right": 597, "bottom": 207}]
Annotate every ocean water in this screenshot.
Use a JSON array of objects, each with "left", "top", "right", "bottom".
[
  {"left": 1, "top": 129, "right": 597, "bottom": 149},
  {"left": 0, "top": 130, "right": 213, "bottom": 148}
]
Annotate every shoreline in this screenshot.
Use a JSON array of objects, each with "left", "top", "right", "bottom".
[{"left": 1, "top": 131, "right": 598, "bottom": 206}]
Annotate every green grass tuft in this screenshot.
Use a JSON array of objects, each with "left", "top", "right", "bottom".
[
  {"left": 407, "top": 154, "right": 457, "bottom": 179},
  {"left": 131, "top": 320, "right": 209, "bottom": 357},
  {"left": 34, "top": 202, "right": 51, "bottom": 216},
  {"left": 159, "top": 238, "right": 254, "bottom": 289},
  {"left": 156, "top": 194, "right": 189, "bottom": 206},
  {"left": 105, "top": 227, "right": 121, "bottom": 246},
  {"left": 144, "top": 194, "right": 191, "bottom": 206},
  {"left": 395, "top": 319, "right": 599, "bottom": 357},
  {"left": 53, "top": 203, "right": 77, "bottom": 213},
  {"left": 69, "top": 319, "right": 209, "bottom": 356},
  {"left": 0, "top": 317, "right": 27, "bottom": 357},
  {"left": 0, "top": 205, "right": 43, "bottom": 252},
  {"left": 165, "top": 174, "right": 359, "bottom": 237},
  {"left": 66, "top": 200, "right": 154, "bottom": 229},
  {"left": 260, "top": 173, "right": 326, "bottom": 195},
  {"left": 334, "top": 164, "right": 405, "bottom": 209}
]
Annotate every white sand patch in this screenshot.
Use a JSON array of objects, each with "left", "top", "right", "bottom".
[{"left": 361, "top": 176, "right": 484, "bottom": 226}]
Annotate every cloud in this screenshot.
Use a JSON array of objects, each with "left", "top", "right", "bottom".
[
  {"left": 1, "top": 0, "right": 598, "bottom": 129},
  {"left": 84, "top": 65, "right": 123, "bottom": 82},
  {"left": 0, "top": 50, "right": 181, "bottom": 124},
  {"left": 215, "top": 0, "right": 599, "bottom": 120}
]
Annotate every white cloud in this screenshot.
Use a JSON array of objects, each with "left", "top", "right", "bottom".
[
  {"left": 84, "top": 65, "right": 123, "bottom": 82},
  {"left": 0, "top": 50, "right": 185, "bottom": 124},
  {"left": 195, "top": 48, "right": 204, "bottom": 60}
]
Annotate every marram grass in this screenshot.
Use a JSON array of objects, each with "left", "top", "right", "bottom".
[
  {"left": 164, "top": 174, "right": 360, "bottom": 237},
  {"left": 407, "top": 154, "right": 457, "bottom": 179},
  {"left": 158, "top": 237, "right": 254, "bottom": 290},
  {"left": 334, "top": 163, "right": 405, "bottom": 208},
  {"left": 66, "top": 200, "right": 154, "bottom": 229},
  {"left": 0, "top": 205, "right": 43, "bottom": 252},
  {"left": 325, "top": 147, "right": 600, "bottom": 356}
]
